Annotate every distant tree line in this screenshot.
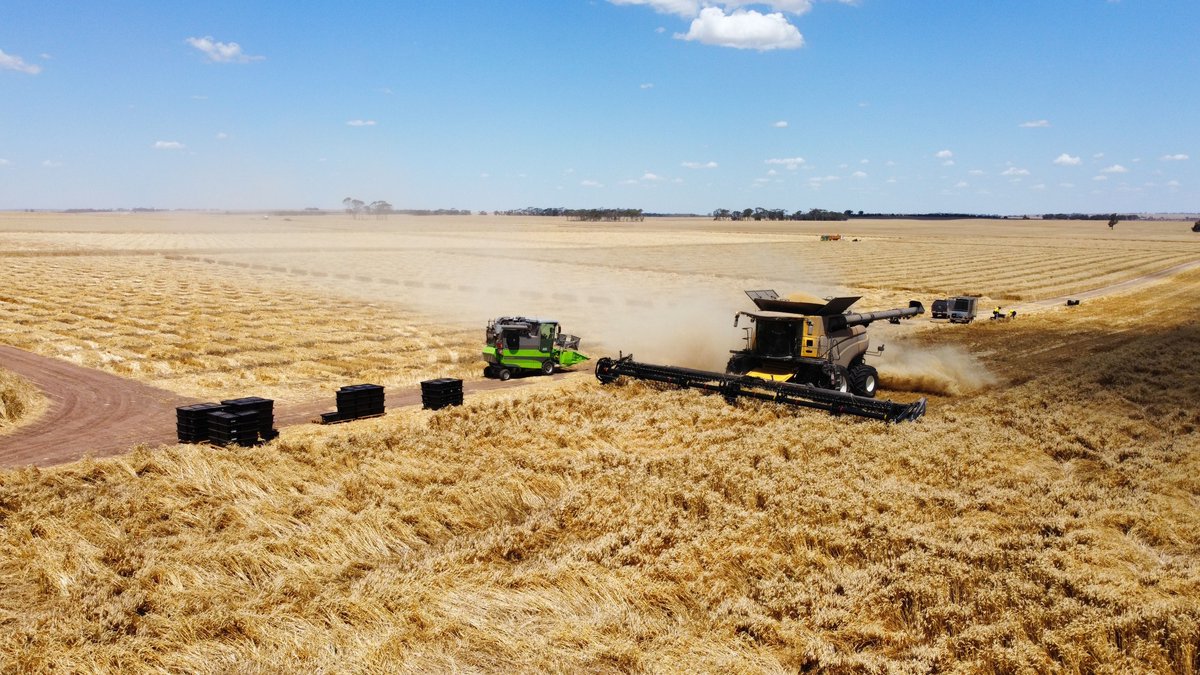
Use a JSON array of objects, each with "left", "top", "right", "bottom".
[
  {"left": 342, "top": 198, "right": 394, "bottom": 219},
  {"left": 854, "top": 212, "right": 1001, "bottom": 220},
  {"left": 712, "top": 208, "right": 849, "bottom": 221},
  {"left": 1042, "top": 213, "right": 1141, "bottom": 221},
  {"left": 498, "top": 207, "right": 644, "bottom": 221}
]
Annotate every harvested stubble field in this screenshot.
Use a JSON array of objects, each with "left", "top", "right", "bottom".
[{"left": 1, "top": 213, "right": 1199, "bottom": 672}]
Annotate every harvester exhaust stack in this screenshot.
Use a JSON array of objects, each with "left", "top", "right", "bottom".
[{"left": 595, "top": 354, "right": 926, "bottom": 423}]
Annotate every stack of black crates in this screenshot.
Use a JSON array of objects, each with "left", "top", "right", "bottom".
[
  {"left": 175, "top": 397, "right": 276, "bottom": 446},
  {"left": 334, "top": 384, "right": 385, "bottom": 422},
  {"left": 421, "top": 378, "right": 463, "bottom": 410},
  {"left": 175, "top": 402, "right": 227, "bottom": 444}
]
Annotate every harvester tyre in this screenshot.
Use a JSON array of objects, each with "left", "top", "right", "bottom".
[
  {"left": 850, "top": 364, "right": 878, "bottom": 398},
  {"left": 540, "top": 360, "right": 554, "bottom": 375},
  {"left": 497, "top": 368, "right": 512, "bottom": 381},
  {"left": 829, "top": 365, "right": 851, "bottom": 393}
]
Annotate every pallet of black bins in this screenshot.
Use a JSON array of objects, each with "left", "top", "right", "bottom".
[
  {"left": 176, "top": 396, "right": 277, "bottom": 446},
  {"left": 421, "top": 378, "right": 463, "bottom": 410},
  {"left": 319, "top": 384, "right": 386, "bottom": 424}
]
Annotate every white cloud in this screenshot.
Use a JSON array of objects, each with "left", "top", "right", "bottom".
[
  {"left": 1053, "top": 153, "right": 1081, "bottom": 166},
  {"left": 1031, "top": 183, "right": 1046, "bottom": 190},
  {"left": 681, "top": 160, "right": 718, "bottom": 169},
  {"left": 1161, "top": 154, "right": 1189, "bottom": 161},
  {"left": 1166, "top": 180, "right": 1181, "bottom": 187},
  {"left": 766, "top": 169, "right": 778, "bottom": 175},
  {"left": 609, "top": 0, "right": 702, "bottom": 17},
  {"left": 677, "top": 8, "right": 804, "bottom": 51},
  {"left": 41, "top": 159, "right": 61, "bottom": 168},
  {"left": 153, "top": 141, "right": 185, "bottom": 150},
  {"left": 1060, "top": 183, "right": 1075, "bottom": 188},
  {"left": 954, "top": 181, "right": 968, "bottom": 188},
  {"left": 1093, "top": 175, "right": 1108, "bottom": 181},
  {"left": 580, "top": 179, "right": 604, "bottom": 188},
  {"left": 772, "top": 120, "right": 788, "bottom": 128},
  {"left": 346, "top": 120, "right": 377, "bottom": 127},
  {"left": 851, "top": 170, "right": 867, "bottom": 178},
  {"left": 1019, "top": 120, "right": 1051, "bottom": 128},
  {"left": 765, "top": 156, "right": 805, "bottom": 169},
  {"left": 1001, "top": 167, "right": 1030, "bottom": 176},
  {"left": 610, "top": 0, "right": 822, "bottom": 17},
  {"left": 0, "top": 48, "right": 42, "bottom": 74},
  {"left": 942, "top": 160, "right": 955, "bottom": 166},
  {"left": 640, "top": 82, "right": 655, "bottom": 89},
  {"left": 968, "top": 169, "right": 985, "bottom": 176},
  {"left": 641, "top": 172, "right": 663, "bottom": 181},
  {"left": 215, "top": 132, "right": 229, "bottom": 140},
  {"left": 0, "top": 158, "right": 10, "bottom": 166},
  {"left": 935, "top": 149, "right": 953, "bottom": 159},
  {"left": 860, "top": 159, "right": 869, "bottom": 164},
  {"left": 185, "top": 36, "right": 263, "bottom": 63},
  {"left": 1093, "top": 152, "right": 1105, "bottom": 159},
  {"left": 1101, "top": 164, "right": 1129, "bottom": 173}
]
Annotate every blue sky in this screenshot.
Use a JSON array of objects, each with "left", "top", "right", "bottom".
[{"left": 0, "top": 1, "right": 1196, "bottom": 214}]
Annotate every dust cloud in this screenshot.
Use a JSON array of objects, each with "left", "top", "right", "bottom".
[{"left": 876, "top": 341, "right": 999, "bottom": 396}]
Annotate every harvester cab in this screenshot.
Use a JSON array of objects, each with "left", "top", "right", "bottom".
[
  {"left": 726, "top": 290, "right": 924, "bottom": 397},
  {"left": 483, "top": 317, "right": 588, "bottom": 380}
]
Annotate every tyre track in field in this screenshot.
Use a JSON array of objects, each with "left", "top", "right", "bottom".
[{"left": 0, "top": 344, "right": 568, "bottom": 469}]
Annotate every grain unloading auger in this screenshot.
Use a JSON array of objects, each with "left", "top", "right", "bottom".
[{"left": 595, "top": 355, "right": 926, "bottom": 423}]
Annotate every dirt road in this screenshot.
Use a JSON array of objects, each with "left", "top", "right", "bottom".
[
  {"left": 0, "top": 344, "right": 569, "bottom": 469},
  {"left": 0, "top": 345, "right": 193, "bottom": 468}
]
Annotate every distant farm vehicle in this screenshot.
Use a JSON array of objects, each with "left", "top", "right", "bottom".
[
  {"left": 1066, "top": 299, "right": 1081, "bottom": 306},
  {"left": 820, "top": 234, "right": 842, "bottom": 241},
  {"left": 931, "top": 299, "right": 950, "bottom": 319},
  {"left": 483, "top": 317, "right": 588, "bottom": 380},
  {"left": 1192, "top": 220, "right": 1200, "bottom": 233},
  {"left": 948, "top": 296, "right": 978, "bottom": 324}
]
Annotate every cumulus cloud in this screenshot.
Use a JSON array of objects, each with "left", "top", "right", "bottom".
[
  {"left": 682, "top": 160, "right": 718, "bottom": 169},
  {"left": 1053, "top": 153, "right": 1081, "bottom": 166},
  {"left": 954, "top": 181, "right": 968, "bottom": 188},
  {"left": 851, "top": 170, "right": 867, "bottom": 178},
  {"left": 580, "top": 179, "right": 604, "bottom": 188},
  {"left": 41, "top": 159, "right": 61, "bottom": 168},
  {"left": 765, "top": 156, "right": 805, "bottom": 169},
  {"left": 640, "top": 82, "right": 655, "bottom": 89},
  {"left": 153, "top": 141, "right": 185, "bottom": 150},
  {"left": 1019, "top": 119, "right": 1050, "bottom": 128},
  {"left": 968, "top": 169, "right": 985, "bottom": 175},
  {"left": 0, "top": 48, "right": 42, "bottom": 74},
  {"left": 1101, "top": 164, "right": 1129, "bottom": 173},
  {"left": 1001, "top": 167, "right": 1030, "bottom": 176},
  {"left": 1166, "top": 179, "right": 1181, "bottom": 187},
  {"left": 185, "top": 36, "right": 263, "bottom": 63},
  {"left": 1093, "top": 175, "right": 1108, "bottom": 181},
  {"left": 641, "top": 172, "right": 663, "bottom": 181},
  {"left": 935, "top": 149, "right": 953, "bottom": 159},
  {"left": 346, "top": 120, "right": 377, "bottom": 127},
  {"left": 1160, "top": 153, "right": 1189, "bottom": 161},
  {"left": 678, "top": 8, "right": 804, "bottom": 50},
  {"left": 215, "top": 132, "right": 229, "bottom": 140},
  {"left": 772, "top": 120, "right": 788, "bottom": 128}
]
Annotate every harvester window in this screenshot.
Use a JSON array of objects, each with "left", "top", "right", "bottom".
[{"left": 504, "top": 331, "right": 521, "bottom": 351}]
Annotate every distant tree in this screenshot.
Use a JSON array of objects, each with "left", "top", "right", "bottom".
[
  {"left": 1108, "top": 214, "right": 1118, "bottom": 230},
  {"left": 342, "top": 197, "right": 366, "bottom": 218},
  {"left": 368, "top": 200, "right": 393, "bottom": 218},
  {"left": 1192, "top": 220, "right": 1200, "bottom": 232}
]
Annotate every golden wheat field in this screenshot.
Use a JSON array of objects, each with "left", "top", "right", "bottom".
[
  {"left": 1, "top": 212, "right": 1199, "bottom": 672},
  {"left": 0, "top": 368, "right": 43, "bottom": 434}
]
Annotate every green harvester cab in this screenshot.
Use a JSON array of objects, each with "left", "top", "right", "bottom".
[{"left": 483, "top": 317, "right": 589, "bottom": 380}]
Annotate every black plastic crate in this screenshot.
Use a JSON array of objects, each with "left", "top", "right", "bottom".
[{"left": 176, "top": 402, "right": 228, "bottom": 443}]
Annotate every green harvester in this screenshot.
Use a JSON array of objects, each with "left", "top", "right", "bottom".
[{"left": 483, "top": 317, "right": 589, "bottom": 380}]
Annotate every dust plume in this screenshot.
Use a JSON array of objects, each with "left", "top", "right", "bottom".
[{"left": 876, "top": 341, "right": 999, "bottom": 396}]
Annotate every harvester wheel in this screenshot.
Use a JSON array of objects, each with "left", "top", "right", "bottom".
[
  {"left": 828, "top": 365, "right": 850, "bottom": 393},
  {"left": 540, "top": 360, "right": 555, "bottom": 375},
  {"left": 497, "top": 368, "right": 512, "bottom": 381},
  {"left": 850, "top": 364, "right": 878, "bottom": 398},
  {"left": 484, "top": 365, "right": 495, "bottom": 378}
]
